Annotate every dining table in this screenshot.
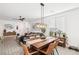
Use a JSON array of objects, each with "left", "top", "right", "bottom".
[
  {"left": 26, "top": 37, "right": 56, "bottom": 49},
  {"left": 22, "top": 37, "right": 59, "bottom": 55},
  {"left": 31, "top": 38, "right": 56, "bottom": 49}
]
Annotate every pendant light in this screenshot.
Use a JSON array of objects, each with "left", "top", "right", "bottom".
[{"left": 34, "top": 3, "right": 47, "bottom": 29}]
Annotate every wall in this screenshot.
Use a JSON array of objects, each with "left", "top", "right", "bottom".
[
  {"left": 43, "top": 7, "right": 79, "bottom": 47},
  {"left": 0, "top": 19, "right": 16, "bottom": 31},
  {"left": 66, "top": 8, "right": 79, "bottom": 47},
  {"left": 0, "top": 19, "right": 31, "bottom": 36}
]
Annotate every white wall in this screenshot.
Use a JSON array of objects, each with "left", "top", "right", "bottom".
[
  {"left": 43, "top": 7, "right": 79, "bottom": 47},
  {"left": 66, "top": 8, "right": 79, "bottom": 47},
  {"left": 0, "top": 19, "right": 31, "bottom": 36},
  {"left": 56, "top": 8, "right": 79, "bottom": 47},
  {"left": 0, "top": 19, "right": 16, "bottom": 32}
]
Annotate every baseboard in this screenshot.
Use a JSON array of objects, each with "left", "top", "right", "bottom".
[{"left": 68, "top": 46, "right": 79, "bottom": 52}]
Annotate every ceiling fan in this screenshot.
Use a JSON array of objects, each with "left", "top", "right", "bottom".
[{"left": 17, "top": 16, "right": 25, "bottom": 21}]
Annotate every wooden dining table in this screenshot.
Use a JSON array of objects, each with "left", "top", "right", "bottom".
[
  {"left": 26, "top": 39, "right": 44, "bottom": 46},
  {"left": 20, "top": 37, "right": 58, "bottom": 55},
  {"left": 30, "top": 38, "right": 56, "bottom": 50}
]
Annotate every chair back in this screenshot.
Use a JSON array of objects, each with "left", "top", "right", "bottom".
[
  {"left": 54, "top": 40, "right": 59, "bottom": 48},
  {"left": 21, "top": 43, "right": 30, "bottom": 55},
  {"left": 35, "top": 35, "right": 40, "bottom": 39},
  {"left": 46, "top": 41, "right": 58, "bottom": 55},
  {"left": 29, "top": 35, "right": 35, "bottom": 40}
]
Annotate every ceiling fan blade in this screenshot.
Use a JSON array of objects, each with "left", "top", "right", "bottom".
[
  {"left": 11, "top": 16, "right": 25, "bottom": 21},
  {"left": 22, "top": 18, "right": 25, "bottom": 20}
]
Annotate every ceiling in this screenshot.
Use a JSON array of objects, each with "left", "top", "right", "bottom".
[{"left": 0, "top": 3, "right": 79, "bottom": 20}]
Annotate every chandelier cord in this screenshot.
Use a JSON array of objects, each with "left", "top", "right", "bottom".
[{"left": 41, "top": 3, "right": 44, "bottom": 24}]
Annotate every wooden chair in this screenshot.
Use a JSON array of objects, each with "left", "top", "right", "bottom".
[
  {"left": 20, "top": 43, "right": 38, "bottom": 55},
  {"left": 35, "top": 35, "right": 40, "bottom": 39},
  {"left": 58, "top": 37, "right": 66, "bottom": 47},
  {"left": 39, "top": 41, "right": 58, "bottom": 55},
  {"left": 54, "top": 40, "right": 59, "bottom": 55},
  {"left": 29, "top": 35, "right": 35, "bottom": 40}
]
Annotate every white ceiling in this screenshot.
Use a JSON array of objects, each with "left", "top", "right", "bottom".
[{"left": 0, "top": 3, "right": 79, "bottom": 20}]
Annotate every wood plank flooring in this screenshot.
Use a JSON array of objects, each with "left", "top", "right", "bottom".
[{"left": 0, "top": 36, "right": 23, "bottom": 55}]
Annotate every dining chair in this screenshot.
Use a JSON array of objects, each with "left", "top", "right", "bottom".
[
  {"left": 54, "top": 40, "right": 59, "bottom": 55},
  {"left": 20, "top": 43, "right": 38, "bottom": 55},
  {"left": 35, "top": 35, "right": 40, "bottom": 39},
  {"left": 29, "top": 35, "right": 35, "bottom": 40},
  {"left": 39, "top": 41, "right": 58, "bottom": 55}
]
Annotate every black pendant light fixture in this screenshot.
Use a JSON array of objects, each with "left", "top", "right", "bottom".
[{"left": 34, "top": 3, "right": 47, "bottom": 29}]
